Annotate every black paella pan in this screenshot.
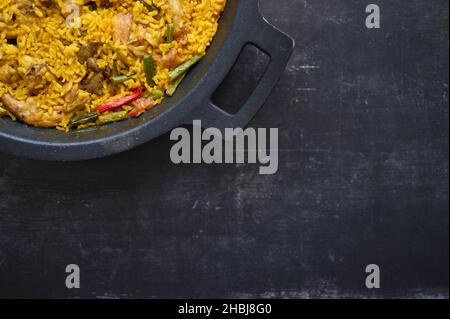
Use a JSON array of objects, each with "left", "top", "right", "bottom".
[{"left": 0, "top": 0, "right": 294, "bottom": 161}]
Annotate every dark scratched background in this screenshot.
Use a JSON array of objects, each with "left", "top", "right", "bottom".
[{"left": 0, "top": 0, "right": 448, "bottom": 298}]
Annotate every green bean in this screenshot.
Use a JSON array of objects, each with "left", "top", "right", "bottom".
[
  {"left": 138, "top": 0, "right": 158, "bottom": 12},
  {"left": 111, "top": 75, "right": 133, "bottom": 84},
  {"left": 169, "top": 56, "right": 202, "bottom": 81},
  {"left": 143, "top": 53, "right": 155, "bottom": 85},
  {"left": 150, "top": 89, "right": 165, "bottom": 99},
  {"left": 112, "top": 62, "right": 119, "bottom": 77},
  {"left": 69, "top": 112, "right": 98, "bottom": 129},
  {"left": 166, "top": 23, "right": 174, "bottom": 43},
  {"left": 166, "top": 73, "right": 186, "bottom": 97},
  {"left": 144, "top": 89, "right": 165, "bottom": 99},
  {"left": 98, "top": 111, "right": 129, "bottom": 125}
]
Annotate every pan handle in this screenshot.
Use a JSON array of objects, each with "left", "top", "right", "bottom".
[{"left": 189, "top": 8, "right": 295, "bottom": 131}]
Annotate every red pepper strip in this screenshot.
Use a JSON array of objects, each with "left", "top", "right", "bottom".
[{"left": 96, "top": 87, "right": 143, "bottom": 113}]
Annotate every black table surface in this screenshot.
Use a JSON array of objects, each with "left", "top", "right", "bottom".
[{"left": 0, "top": 0, "right": 448, "bottom": 299}]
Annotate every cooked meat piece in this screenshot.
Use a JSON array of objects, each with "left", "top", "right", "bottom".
[
  {"left": 136, "top": 24, "right": 162, "bottom": 48},
  {"left": 83, "top": 72, "right": 104, "bottom": 95},
  {"left": 64, "top": 84, "right": 86, "bottom": 113},
  {"left": 87, "top": 57, "right": 101, "bottom": 72},
  {"left": 21, "top": 55, "right": 46, "bottom": 77},
  {"left": 20, "top": 55, "right": 47, "bottom": 94},
  {"left": 103, "top": 67, "right": 112, "bottom": 78},
  {"left": 0, "top": 60, "right": 20, "bottom": 84},
  {"left": 77, "top": 43, "right": 101, "bottom": 63},
  {"left": 64, "top": 84, "right": 80, "bottom": 104},
  {"left": 156, "top": 48, "right": 183, "bottom": 69},
  {"left": 168, "top": 0, "right": 184, "bottom": 26},
  {"left": 112, "top": 13, "right": 133, "bottom": 43},
  {"left": 1, "top": 94, "right": 63, "bottom": 127}
]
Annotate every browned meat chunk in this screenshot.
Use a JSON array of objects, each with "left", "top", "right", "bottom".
[
  {"left": 83, "top": 72, "right": 105, "bottom": 95},
  {"left": 77, "top": 43, "right": 101, "bottom": 63},
  {"left": 1, "top": 94, "right": 63, "bottom": 127},
  {"left": 21, "top": 55, "right": 47, "bottom": 93},
  {"left": 156, "top": 48, "right": 183, "bottom": 69},
  {"left": 0, "top": 60, "right": 20, "bottom": 84},
  {"left": 87, "top": 57, "right": 101, "bottom": 72}
]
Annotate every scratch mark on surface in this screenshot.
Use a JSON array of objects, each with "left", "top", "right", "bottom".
[{"left": 297, "top": 88, "right": 317, "bottom": 91}]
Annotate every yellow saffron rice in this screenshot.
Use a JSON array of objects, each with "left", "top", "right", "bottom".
[{"left": 0, "top": 0, "right": 226, "bottom": 130}]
